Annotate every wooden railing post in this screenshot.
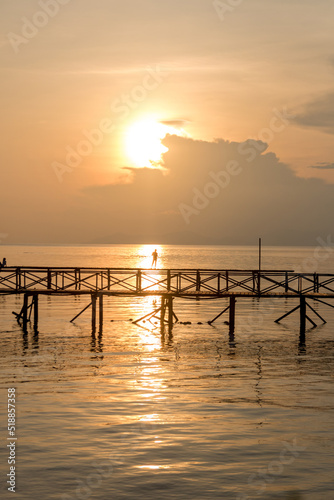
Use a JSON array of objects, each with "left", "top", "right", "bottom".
[
  {"left": 47, "top": 269, "right": 52, "bottom": 290},
  {"left": 16, "top": 268, "right": 21, "bottom": 290},
  {"left": 137, "top": 270, "right": 142, "bottom": 292},
  {"left": 285, "top": 272, "right": 289, "bottom": 293},
  {"left": 196, "top": 270, "right": 200, "bottom": 292}
]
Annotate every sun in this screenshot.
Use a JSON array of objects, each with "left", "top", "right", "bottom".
[{"left": 125, "top": 118, "right": 182, "bottom": 168}]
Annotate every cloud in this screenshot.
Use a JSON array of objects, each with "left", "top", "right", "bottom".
[
  {"left": 79, "top": 135, "right": 334, "bottom": 246},
  {"left": 160, "top": 119, "right": 190, "bottom": 129},
  {"left": 294, "top": 92, "right": 334, "bottom": 134},
  {"left": 309, "top": 162, "right": 334, "bottom": 170}
]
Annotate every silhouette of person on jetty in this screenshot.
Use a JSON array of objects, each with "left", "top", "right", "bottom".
[{"left": 151, "top": 249, "right": 158, "bottom": 268}]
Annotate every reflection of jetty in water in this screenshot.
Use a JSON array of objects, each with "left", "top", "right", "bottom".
[{"left": 1, "top": 266, "right": 334, "bottom": 336}]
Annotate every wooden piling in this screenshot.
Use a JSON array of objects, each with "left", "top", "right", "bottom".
[
  {"left": 22, "top": 293, "right": 29, "bottom": 331},
  {"left": 300, "top": 296, "right": 306, "bottom": 333},
  {"left": 33, "top": 294, "right": 39, "bottom": 329},
  {"left": 168, "top": 296, "right": 173, "bottom": 330},
  {"left": 258, "top": 237, "right": 262, "bottom": 296},
  {"left": 229, "top": 296, "right": 236, "bottom": 334},
  {"left": 91, "top": 293, "right": 97, "bottom": 332},
  {"left": 161, "top": 297, "right": 166, "bottom": 325},
  {"left": 99, "top": 293, "right": 103, "bottom": 331}
]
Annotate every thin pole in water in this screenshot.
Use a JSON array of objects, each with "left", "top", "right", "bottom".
[{"left": 258, "top": 237, "right": 262, "bottom": 296}]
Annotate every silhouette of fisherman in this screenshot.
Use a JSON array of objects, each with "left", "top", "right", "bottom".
[{"left": 151, "top": 249, "right": 158, "bottom": 268}]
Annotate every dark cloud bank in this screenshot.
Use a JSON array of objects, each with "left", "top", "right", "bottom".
[
  {"left": 80, "top": 135, "right": 334, "bottom": 246},
  {"left": 294, "top": 92, "right": 334, "bottom": 134}
]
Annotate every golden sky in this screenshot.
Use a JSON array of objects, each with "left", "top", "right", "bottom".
[{"left": 1, "top": 0, "right": 334, "bottom": 244}]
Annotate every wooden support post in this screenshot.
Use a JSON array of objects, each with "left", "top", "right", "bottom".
[
  {"left": 22, "top": 293, "right": 29, "bottom": 331},
  {"left": 161, "top": 297, "right": 166, "bottom": 325},
  {"left": 91, "top": 293, "right": 97, "bottom": 332},
  {"left": 300, "top": 296, "right": 306, "bottom": 334},
  {"left": 168, "top": 296, "right": 173, "bottom": 330},
  {"left": 275, "top": 304, "right": 300, "bottom": 323},
  {"left": 229, "top": 296, "right": 236, "bottom": 334},
  {"left": 28, "top": 299, "right": 33, "bottom": 321},
  {"left": 33, "top": 294, "right": 39, "bottom": 330},
  {"left": 70, "top": 301, "right": 92, "bottom": 322},
  {"left": 258, "top": 237, "right": 262, "bottom": 296},
  {"left": 132, "top": 307, "right": 162, "bottom": 326},
  {"left": 99, "top": 294, "right": 103, "bottom": 332},
  {"left": 306, "top": 301, "right": 326, "bottom": 324},
  {"left": 208, "top": 305, "right": 230, "bottom": 325}
]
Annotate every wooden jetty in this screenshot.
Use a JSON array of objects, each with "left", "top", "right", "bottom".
[{"left": 1, "top": 267, "right": 334, "bottom": 334}]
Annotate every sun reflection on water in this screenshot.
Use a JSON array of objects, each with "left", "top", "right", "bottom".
[{"left": 136, "top": 465, "right": 170, "bottom": 470}]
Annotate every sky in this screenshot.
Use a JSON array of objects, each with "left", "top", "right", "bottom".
[{"left": 1, "top": 0, "right": 334, "bottom": 245}]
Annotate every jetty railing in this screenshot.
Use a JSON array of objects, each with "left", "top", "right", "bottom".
[{"left": 1, "top": 267, "right": 334, "bottom": 296}]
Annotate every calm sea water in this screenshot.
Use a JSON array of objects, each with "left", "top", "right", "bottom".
[{"left": 1, "top": 244, "right": 334, "bottom": 500}]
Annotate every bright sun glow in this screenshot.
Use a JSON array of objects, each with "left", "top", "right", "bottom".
[{"left": 125, "top": 118, "right": 183, "bottom": 168}]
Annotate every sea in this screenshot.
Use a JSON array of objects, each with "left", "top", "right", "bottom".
[{"left": 0, "top": 244, "right": 334, "bottom": 500}]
